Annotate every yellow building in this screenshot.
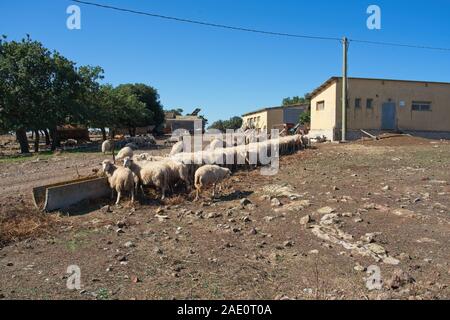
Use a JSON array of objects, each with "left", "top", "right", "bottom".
[
  {"left": 242, "top": 104, "right": 308, "bottom": 133},
  {"left": 310, "top": 77, "right": 450, "bottom": 141}
]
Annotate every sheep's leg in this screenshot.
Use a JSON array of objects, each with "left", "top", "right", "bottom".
[
  {"left": 194, "top": 187, "right": 201, "bottom": 202},
  {"left": 111, "top": 189, "right": 114, "bottom": 200},
  {"left": 161, "top": 187, "right": 166, "bottom": 200},
  {"left": 212, "top": 183, "right": 216, "bottom": 199},
  {"left": 130, "top": 189, "right": 134, "bottom": 204},
  {"left": 115, "top": 191, "right": 121, "bottom": 205}
]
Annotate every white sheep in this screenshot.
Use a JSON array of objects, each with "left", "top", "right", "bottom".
[
  {"left": 102, "top": 160, "right": 135, "bottom": 205},
  {"left": 194, "top": 165, "right": 231, "bottom": 201},
  {"left": 170, "top": 141, "right": 185, "bottom": 156},
  {"left": 139, "top": 162, "right": 170, "bottom": 200},
  {"left": 207, "top": 138, "right": 224, "bottom": 151},
  {"left": 134, "top": 153, "right": 166, "bottom": 162},
  {"left": 123, "top": 157, "right": 144, "bottom": 195},
  {"left": 101, "top": 140, "right": 114, "bottom": 154},
  {"left": 116, "top": 146, "right": 134, "bottom": 160}
]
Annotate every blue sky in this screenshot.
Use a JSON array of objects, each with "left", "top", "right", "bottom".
[{"left": 1, "top": 0, "right": 450, "bottom": 124}]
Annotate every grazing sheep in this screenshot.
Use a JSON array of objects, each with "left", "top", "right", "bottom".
[
  {"left": 116, "top": 146, "right": 134, "bottom": 160},
  {"left": 134, "top": 153, "right": 166, "bottom": 162},
  {"left": 139, "top": 162, "right": 170, "bottom": 200},
  {"left": 102, "top": 160, "right": 135, "bottom": 205},
  {"left": 170, "top": 141, "right": 184, "bottom": 156},
  {"left": 101, "top": 140, "right": 114, "bottom": 154},
  {"left": 163, "top": 159, "right": 192, "bottom": 191},
  {"left": 194, "top": 165, "right": 231, "bottom": 201}
]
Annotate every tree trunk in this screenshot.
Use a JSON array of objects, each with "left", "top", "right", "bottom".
[
  {"left": 109, "top": 128, "right": 115, "bottom": 140},
  {"left": 50, "top": 127, "right": 61, "bottom": 151},
  {"left": 16, "top": 128, "right": 30, "bottom": 154},
  {"left": 101, "top": 128, "right": 107, "bottom": 141},
  {"left": 43, "top": 129, "right": 51, "bottom": 145},
  {"left": 34, "top": 130, "right": 40, "bottom": 153}
]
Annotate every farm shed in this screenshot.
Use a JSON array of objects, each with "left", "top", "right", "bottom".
[
  {"left": 242, "top": 104, "right": 308, "bottom": 134},
  {"left": 309, "top": 77, "right": 450, "bottom": 141}
]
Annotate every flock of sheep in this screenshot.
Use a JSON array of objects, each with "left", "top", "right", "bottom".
[{"left": 100, "top": 134, "right": 308, "bottom": 205}]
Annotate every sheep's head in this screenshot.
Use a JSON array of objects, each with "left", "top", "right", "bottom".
[
  {"left": 102, "top": 160, "right": 115, "bottom": 175},
  {"left": 224, "top": 168, "right": 232, "bottom": 178},
  {"left": 123, "top": 156, "right": 133, "bottom": 168}
]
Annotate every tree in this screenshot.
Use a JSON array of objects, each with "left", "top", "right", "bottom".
[
  {"left": 299, "top": 111, "right": 311, "bottom": 125},
  {"left": 115, "top": 83, "right": 165, "bottom": 131},
  {"left": 0, "top": 36, "right": 103, "bottom": 152},
  {"left": 208, "top": 116, "right": 242, "bottom": 131},
  {"left": 165, "top": 108, "right": 183, "bottom": 116},
  {"left": 282, "top": 93, "right": 311, "bottom": 106}
]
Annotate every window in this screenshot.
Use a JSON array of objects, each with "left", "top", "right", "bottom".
[
  {"left": 316, "top": 101, "right": 325, "bottom": 111},
  {"left": 355, "top": 98, "right": 361, "bottom": 109},
  {"left": 366, "top": 99, "right": 373, "bottom": 109},
  {"left": 412, "top": 101, "right": 431, "bottom": 111}
]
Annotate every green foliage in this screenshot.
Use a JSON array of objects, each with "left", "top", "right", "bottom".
[
  {"left": 208, "top": 116, "right": 242, "bottom": 131},
  {"left": 282, "top": 94, "right": 311, "bottom": 106},
  {"left": 165, "top": 108, "right": 183, "bottom": 116},
  {"left": 115, "top": 83, "right": 165, "bottom": 127},
  {"left": 299, "top": 111, "right": 311, "bottom": 125},
  {"left": 0, "top": 36, "right": 165, "bottom": 152}
]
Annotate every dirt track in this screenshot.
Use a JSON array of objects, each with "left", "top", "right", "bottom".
[{"left": 0, "top": 136, "right": 449, "bottom": 300}]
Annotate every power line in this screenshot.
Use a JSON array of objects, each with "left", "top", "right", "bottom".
[
  {"left": 71, "top": 0, "right": 450, "bottom": 52},
  {"left": 70, "top": 0, "right": 341, "bottom": 42}
]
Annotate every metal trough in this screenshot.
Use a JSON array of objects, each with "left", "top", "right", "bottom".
[{"left": 32, "top": 176, "right": 110, "bottom": 211}]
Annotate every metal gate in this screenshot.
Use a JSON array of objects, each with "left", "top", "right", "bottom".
[{"left": 381, "top": 102, "right": 396, "bottom": 130}]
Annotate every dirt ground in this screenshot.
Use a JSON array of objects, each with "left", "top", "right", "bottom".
[{"left": 0, "top": 136, "right": 449, "bottom": 300}]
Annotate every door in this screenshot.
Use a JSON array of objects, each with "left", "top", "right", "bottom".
[{"left": 381, "top": 102, "right": 396, "bottom": 130}]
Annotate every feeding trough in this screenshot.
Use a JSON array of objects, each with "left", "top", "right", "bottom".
[{"left": 32, "top": 176, "right": 110, "bottom": 212}]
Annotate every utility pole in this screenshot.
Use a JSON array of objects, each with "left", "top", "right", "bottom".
[{"left": 341, "top": 37, "right": 348, "bottom": 142}]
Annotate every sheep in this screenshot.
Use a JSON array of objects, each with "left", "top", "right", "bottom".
[
  {"left": 207, "top": 138, "right": 224, "bottom": 151},
  {"left": 102, "top": 160, "right": 135, "bottom": 205},
  {"left": 116, "top": 146, "right": 134, "bottom": 161},
  {"left": 194, "top": 165, "right": 231, "bottom": 201},
  {"left": 123, "top": 157, "right": 144, "bottom": 195},
  {"left": 139, "top": 162, "right": 170, "bottom": 200},
  {"left": 101, "top": 140, "right": 114, "bottom": 154},
  {"left": 134, "top": 153, "right": 166, "bottom": 162},
  {"left": 163, "top": 159, "right": 192, "bottom": 191},
  {"left": 170, "top": 141, "right": 185, "bottom": 156}
]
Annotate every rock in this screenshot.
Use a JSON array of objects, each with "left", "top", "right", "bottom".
[
  {"left": 155, "top": 214, "right": 169, "bottom": 222},
  {"left": 6, "top": 262, "right": 13, "bottom": 267},
  {"left": 383, "top": 257, "right": 400, "bottom": 265},
  {"left": 342, "top": 212, "right": 353, "bottom": 217},
  {"left": 320, "top": 213, "right": 339, "bottom": 225},
  {"left": 309, "top": 249, "right": 319, "bottom": 255},
  {"left": 271, "top": 198, "right": 282, "bottom": 207},
  {"left": 154, "top": 247, "right": 163, "bottom": 255},
  {"left": 332, "top": 186, "right": 340, "bottom": 191},
  {"left": 124, "top": 241, "right": 135, "bottom": 248},
  {"left": 366, "top": 243, "right": 386, "bottom": 255},
  {"left": 101, "top": 205, "right": 112, "bottom": 213},
  {"left": 131, "top": 276, "right": 140, "bottom": 283},
  {"left": 263, "top": 216, "right": 275, "bottom": 222},
  {"left": 354, "top": 264, "right": 366, "bottom": 272},
  {"left": 386, "top": 269, "right": 414, "bottom": 289},
  {"left": 240, "top": 198, "right": 252, "bottom": 206},
  {"left": 393, "top": 209, "right": 416, "bottom": 218},
  {"left": 248, "top": 227, "right": 258, "bottom": 235},
  {"left": 156, "top": 207, "right": 165, "bottom": 214},
  {"left": 382, "top": 185, "right": 391, "bottom": 191},
  {"left": 117, "top": 255, "right": 127, "bottom": 262},
  {"left": 360, "top": 233, "right": 377, "bottom": 243},
  {"left": 317, "top": 206, "right": 335, "bottom": 215},
  {"left": 354, "top": 218, "right": 363, "bottom": 223},
  {"left": 242, "top": 216, "right": 251, "bottom": 222},
  {"left": 300, "top": 215, "right": 311, "bottom": 225},
  {"left": 116, "top": 220, "right": 126, "bottom": 228},
  {"left": 398, "top": 253, "right": 411, "bottom": 261},
  {"left": 115, "top": 228, "right": 125, "bottom": 234},
  {"left": 283, "top": 241, "right": 293, "bottom": 247},
  {"left": 206, "top": 212, "right": 221, "bottom": 219}
]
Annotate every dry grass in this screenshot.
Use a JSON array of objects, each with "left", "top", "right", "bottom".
[{"left": 0, "top": 204, "right": 62, "bottom": 247}]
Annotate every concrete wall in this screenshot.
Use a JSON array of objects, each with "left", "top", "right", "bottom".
[
  {"left": 311, "top": 78, "right": 450, "bottom": 140},
  {"left": 310, "top": 82, "right": 338, "bottom": 140},
  {"left": 242, "top": 111, "right": 268, "bottom": 132}
]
